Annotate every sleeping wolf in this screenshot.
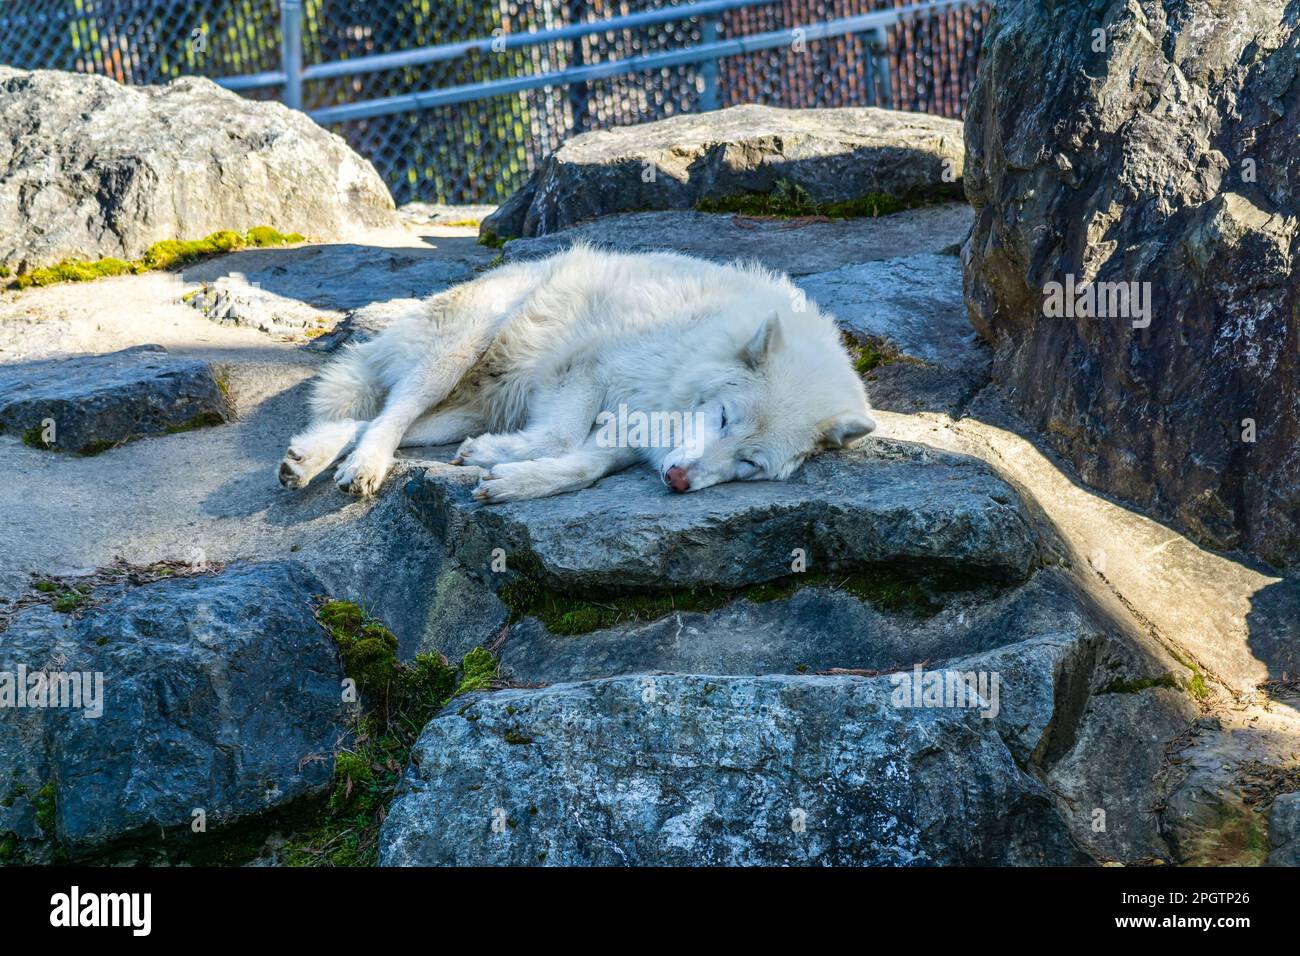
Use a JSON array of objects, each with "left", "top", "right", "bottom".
[{"left": 279, "top": 245, "right": 875, "bottom": 502}]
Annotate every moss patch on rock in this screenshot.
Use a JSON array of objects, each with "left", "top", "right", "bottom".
[
  {"left": 1098, "top": 673, "right": 1182, "bottom": 695},
  {"left": 6, "top": 227, "right": 306, "bottom": 290},
  {"left": 500, "top": 558, "right": 990, "bottom": 636},
  {"left": 271, "top": 601, "right": 502, "bottom": 867},
  {"left": 696, "top": 178, "right": 959, "bottom": 220}
]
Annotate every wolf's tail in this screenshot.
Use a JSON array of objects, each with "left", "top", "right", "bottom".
[{"left": 308, "top": 342, "right": 385, "bottom": 422}]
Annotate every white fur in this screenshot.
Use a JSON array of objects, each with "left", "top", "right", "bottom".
[{"left": 279, "top": 245, "right": 875, "bottom": 501}]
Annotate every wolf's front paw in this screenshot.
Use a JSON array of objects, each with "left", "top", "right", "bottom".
[
  {"left": 334, "top": 447, "right": 392, "bottom": 496},
  {"left": 472, "top": 461, "right": 555, "bottom": 504}
]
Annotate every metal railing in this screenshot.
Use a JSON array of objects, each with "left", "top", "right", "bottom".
[{"left": 0, "top": 1, "right": 991, "bottom": 204}]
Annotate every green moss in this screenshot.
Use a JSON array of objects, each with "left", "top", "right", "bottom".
[
  {"left": 477, "top": 232, "right": 507, "bottom": 250},
  {"left": 501, "top": 558, "right": 987, "bottom": 636},
  {"left": 1099, "top": 673, "right": 1181, "bottom": 695},
  {"left": 13, "top": 257, "right": 136, "bottom": 289},
  {"left": 34, "top": 783, "right": 55, "bottom": 834},
  {"left": 164, "top": 410, "right": 227, "bottom": 435},
  {"left": 275, "top": 601, "right": 500, "bottom": 866},
  {"left": 8, "top": 227, "right": 306, "bottom": 290},
  {"left": 33, "top": 580, "right": 58, "bottom": 594},
  {"left": 503, "top": 730, "right": 534, "bottom": 745},
  {"left": 1187, "top": 670, "right": 1210, "bottom": 701},
  {"left": 49, "top": 585, "right": 92, "bottom": 614},
  {"left": 510, "top": 585, "right": 732, "bottom": 636},
  {"left": 21, "top": 425, "right": 57, "bottom": 451},
  {"left": 0, "top": 265, "right": 10, "bottom": 278},
  {"left": 1164, "top": 646, "right": 1212, "bottom": 701},
  {"left": 75, "top": 439, "right": 118, "bottom": 456},
  {"left": 696, "top": 178, "right": 958, "bottom": 220},
  {"left": 456, "top": 647, "right": 498, "bottom": 696}
]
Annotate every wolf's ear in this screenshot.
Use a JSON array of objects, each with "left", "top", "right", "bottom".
[
  {"left": 741, "top": 313, "right": 784, "bottom": 368},
  {"left": 821, "top": 412, "right": 877, "bottom": 448}
]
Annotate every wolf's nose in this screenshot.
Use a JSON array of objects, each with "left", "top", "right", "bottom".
[{"left": 665, "top": 467, "right": 690, "bottom": 493}]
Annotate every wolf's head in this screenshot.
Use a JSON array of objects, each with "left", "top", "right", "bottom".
[{"left": 655, "top": 312, "right": 875, "bottom": 493}]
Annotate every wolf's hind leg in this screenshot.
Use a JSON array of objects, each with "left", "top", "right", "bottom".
[
  {"left": 279, "top": 418, "right": 364, "bottom": 489},
  {"left": 454, "top": 378, "right": 602, "bottom": 468},
  {"left": 398, "top": 407, "right": 485, "bottom": 448},
  {"left": 336, "top": 336, "right": 494, "bottom": 495},
  {"left": 473, "top": 443, "right": 638, "bottom": 504}
]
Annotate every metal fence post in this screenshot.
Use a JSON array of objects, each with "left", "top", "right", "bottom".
[
  {"left": 280, "top": 0, "right": 304, "bottom": 110},
  {"left": 699, "top": 15, "right": 719, "bottom": 112},
  {"left": 869, "top": 25, "right": 892, "bottom": 109}
]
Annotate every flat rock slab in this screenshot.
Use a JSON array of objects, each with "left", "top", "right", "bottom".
[
  {"left": 503, "top": 204, "right": 973, "bottom": 277},
  {"left": 379, "top": 669, "right": 1084, "bottom": 866},
  {"left": 482, "top": 104, "right": 964, "bottom": 240},
  {"left": 182, "top": 238, "right": 493, "bottom": 344},
  {"left": 499, "top": 569, "right": 1096, "bottom": 686},
  {"left": 0, "top": 67, "right": 398, "bottom": 273},
  {"left": 0, "top": 561, "right": 345, "bottom": 859},
  {"left": 0, "top": 344, "right": 231, "bottom": 454},
  {"left": 406, "top": 437, "right": 1041, "bottom": 592},
  {"left": 799, "top": 254, "right": 982, "bottom": 369},
  {"left": 797, "top": 253, "right": 989, "bottom": 414},
  {"left": 398, "top": 203, "right": 497, "bottom": 227}
]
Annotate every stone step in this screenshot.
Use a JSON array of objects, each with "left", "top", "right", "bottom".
[
  {"left": 405, "top": 437, "right": 1041, "bottom": 594},
  {"left": 0, "top": 344, "right": 231, "bottom": 455},
  {"left": 498, "top": 568, "right": 1093, "bottom": 686},
  {"left": 379, "top": 650, "right": 1091, "bottom": 866}
]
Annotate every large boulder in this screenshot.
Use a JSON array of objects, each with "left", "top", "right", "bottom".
[
  {"left": 0, "top": 561, "right": 346, "bottom": 860},
  {"left": 0, "top": 68, "right": 399, "bottom": 273},
  {"left": 482, "top": 104, "right": 964, "bottom": 240},
  {"left": 962, "top": 1, "right": 1300, "bottom": 565}
]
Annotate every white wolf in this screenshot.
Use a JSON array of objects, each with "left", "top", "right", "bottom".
[{"left": 278, "top": 245, "right": 875, "bottom": 503}]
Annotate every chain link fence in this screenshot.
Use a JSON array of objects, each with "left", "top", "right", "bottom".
[{"left": 0, "top": 0, "right": 989, "bottom": 205}]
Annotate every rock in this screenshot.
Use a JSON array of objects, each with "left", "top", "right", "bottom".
[
  {"left": 406, "top": 437, "right": 1042, "bottom": 594},
  {"left": 0, "top": 561, "right": 346, "bottom": 859},
  {"left": 797, "top": 253, "right": 989, "bottom": 414},
  {"left": 483, "top": 104, "right": 964, "bottom": 240},
  {"left": 379, "top": 670, "right": 1086, "bottom": 866},
  {"left": 0, "top": 344, "right": 231, "bottom": 454},
  {"left": 962, "top": 2, "right": 1300, "bottom": 566},
  {"left": 0, "top": 67, "right": 398, "bottom": 273},
  {"left": 1268, "top": 792, "right": 1300, "bottom": 866},
  {"left": 499, "top": 568, "right": 1096, "bottom": 687},
  {"left": 398, "top": 203, "right": 497, "bottom": 227},
  {"left": 503, "top": 205, "right": 973, "bottom": 276},
  {"left": 180, "top": 241, "right": 491, "bottom": 344},
  {"left": 1048, "top": 687, "right": 1193, "bottom": 863}
]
